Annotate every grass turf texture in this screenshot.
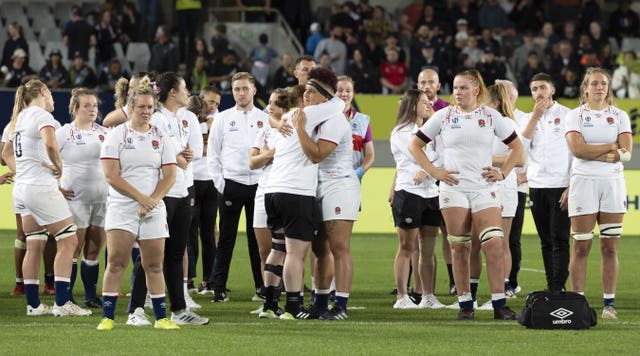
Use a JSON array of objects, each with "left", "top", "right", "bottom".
[{"left": 1, "top": 230, "right": 639, "bottom": 355}]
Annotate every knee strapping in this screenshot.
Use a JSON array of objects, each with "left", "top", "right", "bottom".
[
  {"left": 25, "top": 229, "right": 48, "bottom": 241},
  {"left": 264, "top": 263, "right": 283, "bottom": 277},
  {"left": 271, "top": 242, "right": 286, "bottom": 252},
  {"left": 14, "top": 239, "right": 26, "bottom": 249},
  {"left": 447, "top": 234, "right": 471, "bottom": 244},
  {"left": 599, "top": 224, "right": 622, "bottom": 238},
  {"left": 53, "top": 224, "right": 77, "bottom": 241},
  {"left": 573, "top": 232, "right": 594, "bottom": 241},
  {"left": 271, "top": 232, "right": 284, "bottom": 240},
  {"left": 479, "top": 226, "right": 503, "bottom": 244}
]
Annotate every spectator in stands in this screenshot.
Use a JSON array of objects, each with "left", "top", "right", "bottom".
[
  {"left": 188, "top": 55, "right": 210, "bottom": 92},
  {"left": 508, "top": 0, "right": 545, "bottom": 34},
  {"left": 357, "top": 0, "right": 373, "bottom": 21},
  {"left": 318, "top": 52, "right": 331, "bottom": 70},
  {"left": 210, "top": 24, "right": 230, "bottom": 61},
  {"left": 329, "top": 2, "right": 358, "bottom": 35},
  {"left": 341, "top": 2, "right": 362, "bottom": 33},
  {"left": 247, "top": 33, "right": 279, "bottom": 88},
  {"left": 599, "top": 43, "right": 615, "bottom": 72},
  {"left": 63, "top": 7, "right": 97, "bottom": 62},
  {"left": 501, "top": 25, "right": 523, "bottom": 61},
  {"left": 608, "top": 0, "right": 639, "bottom": 46},
  {"left": 442, "top": 32, "right": 468, "bottom": 88},
  {"left": 347, "top": 47, "right": 380, "bottom": 93},
  {"left": 118, "top": 1, "right": 141, "bottom": 44},
  {"left": 587, "top": 21, "right": 607, "bottom": 53},
  {"left": 98, "top": 58, "right": 129, "bottom": 91},
  {"left": 560, "top": 21, "right": 578, "bottom": 47},
  {"left": 272, "top": 53, "right": 297, "bottom": 89},
  {"left": 575, "top": 34, "right": 593, "bottom": 59},
  {"left": 550, "top": 40, "right": 580, "bottom": 80},
  {"left": 177, "top": 0, "right": 202, "bottom": 63},
  {"left": 380, "top": 47, "right": 408, "bottom": 94},
  {"left": 538, "top": 22, "right": 560, "bottom": 55},
  {"left": 2, "top": 49, "right": 37, "bottom": 88},
  {"left": 305, "top": 22, "right": 324, "bottom": 56},
  {"left": 478, "top": 29, "right": 501, "bottom": 55},
  {"left": 511, "top": 31, "right": 543, "bottom": 79},
  {"left": 557, "top": 67, "right": 580, "bottom": 98},
  {"left": 95, "top": 9, "right": 118, "bottom": 74},
  {"left": 363, "top": 5, "right": 393, "bottom": 46},
  {"left": 579, "top": 47, "right": 600, "bottom": 71},
  {"left": 1, "top": 22, "right": 29, "bottom": 69},
  {"left": 399, "top": 0, "right": 424, "bottom": 40},
  {"left": 612, "top": 50, "right": 640, "bottom": 99},
  {"left": 193, "top": 37, "right": 213, "bottom": 73},
  {"left": 410, "top": 41, "right": 444, "bottom": 83},
  {"left": 39, "top": 49, "right": 69, "bottom": 89},
  {"left": 314, "top": 24, "right": 347, "bottom": 75},
  {"left": 149, "top": 25, "right": 178, "bottom": 73},
  {"left": 462, "top": 36, "right": 483, "bottom": 67},
  {"left": 236, "top": 0, "right": 272, "bottom": 23},
  {"left": 362, "top": 34, "right": 385, "bottom": 67},
  {"left": 475, "top": 46, "right": 506, "bottom": 85},
  {"left": 381, "top": 33, "right": 406, "bottom": 65},
  {"left": 414, "top": 5, "right": 438, "bottom": 35},
  {"left": 139, "top": 0, "right": 159, "bottom": 41},
  {"left": 451, "top": 0, "right": 479, "bottom": 35},
  {"left": 518, "top": 51, "right": 542, "bottom": 95},
  {"left": 576, "top": 0, "right": 601, "bottom": 34},
  {"left": 209, "top": 50, "right": 240, "bottom": 92},
  {"left": 410, "top": 24, "right": 431, "bottom": 61},
  {"left": 68, "top": 52, "right": 97, "bottom": 88},
  {"left": 478, "top": 0, "right": 509, "bottom": 30}
]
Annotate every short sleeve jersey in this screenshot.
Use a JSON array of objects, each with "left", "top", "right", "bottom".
[
  {"left": 100, "top": 122, "right": 176, "bottom": 204},
  {"left": 390, "top": 123, "right": 439, "bottom": 198},
  {"left": 416, "top": 105, "right": 518, "bottom": 192},
  {"left": 12, "top": 106, "right": 61, "bottom": 187},
  {"left": 252, "top": 125, "right": 278, "bottom": 188},
  {"left": 565, "top": 104, "right": 631, "bottom": 179},
  {"left": 317, "top": 114, "right": 354, "bottom": 182},
  {"left": 491, "top": 118, "right": 519, "bottom": 189},
  {"left": 56, "top": 122, "right": 109, "bottom": 203}
]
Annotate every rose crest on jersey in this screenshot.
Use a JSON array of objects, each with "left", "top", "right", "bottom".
[
  {"left": 98, "top": 134, "right": 105, "bottom": 142},
  {"left": 151, "top": 140, "right": 159, "bottom": 150},
  {"left": 554, "top": 118, "right": 561, "bottom": 125},
  {"left": 257, "top": 120, "right": 264, "bottom": 129},
  {"left": 182, "top": 120, "right": 188, "bottom": 128},
  {"left": 335, "top": 206, "right": 341, "bottom": 215},
  {"left": 606, "top": 117, "right": 614, "bottom": 125},
  {"left": 478, "top": 119, "right": 486, "bottom": 128}
]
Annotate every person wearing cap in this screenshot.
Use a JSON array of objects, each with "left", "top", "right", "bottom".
[
  {"left": 39, "top": 49, "right": 70, "bottom": 89},
  {"left": 410, "top": 41, "right": 444, "bottom": 86},
  {"left": 305, "top": 22, "right": 324, "bottom": 56},
  {"left": 451, "top": 1, "right": 479, "bottom": 33},
  {"left": 2, "top": 49, "right": 37, "bottom": 88},
  {"left": 68, "top": 52, "right": 97, "bottom": 88},
  {"left": 1, "top": 21, "right": 29, "bottom": 68},
  {"left": 475, "top": 46, "right": 506, "bottom": 86}
]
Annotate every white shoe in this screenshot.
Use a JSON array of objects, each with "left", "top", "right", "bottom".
[
  {"left": 126, "top": 307, "right": 152, "bottom": 326},
  {"left": 144, "top": 294, "right": 152, "bottom": 309},
  {"left": 171, "top": 309, "right": 210, "bottom": 325},
  {"left": 602, "top": 305, "right": 618, "bottom": 320},
  {"left": 185, "top": 294, "right": 202, "bottom": 310},
  {"left": 417, "top": 294, "right": 446, "bottom": 309},
  {"left": 476, "top": 300, "right": 494, "bottom": 311},
  {"left": 52, "top": 301, "right": 92, "bottom": 317},
  {"left": 393, "top": 295, "right": 419, "bottom": 309},
  {"left": 249, "top": 306, "right": 263, "bottom": 314},
  {"left": 445, "top": 300, "right": 478, "bottom": 309},
  {"left": 27, "top": 303, "right": 53, "bottom": 316},
  {"left": 251, "top": 293, "right": 265, "bottom": 302},
  {"left": 514, "top": 286, "right": 521, "bottom": 294}
]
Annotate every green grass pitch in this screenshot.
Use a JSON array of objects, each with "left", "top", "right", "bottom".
[{"left": 1, "top": 230, "right": 639, "bottom": 355}]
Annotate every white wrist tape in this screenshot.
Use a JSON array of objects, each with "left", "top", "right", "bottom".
[{"left": 617, "top": 149, "right": 631, "bottom": 163}]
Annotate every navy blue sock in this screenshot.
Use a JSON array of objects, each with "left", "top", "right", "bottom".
[
  {"left": 459, "top": 300, "right": 474, "bottom": 311},
  {"left": 54, "top": 280, "right": 70, "bottom": 306},
  {"left": 44, "top": 273, "right": 54, "bottom": 285},
  {"left": 491, "top": 298, "right": 506, "bottom": 309},
  {"left": 470, "top": 280, "right": 479, "bottom": 301},
  {"left": 151, "top": 295, "right": 167, "bottom": 320},
  {"left": 604, "top": 298, "right": 615, "bottom": 307},
  {"left": 131, "top": 247, "right": 140, "bottom": 264},
  {"left": 102, "top": 295, "right": 118, "bottom": 319},
  {"left": 69, "top": 259, "right": 78, "bottom": 296},
  {"left": 334, "top": 295, "right": 348, "bottom": 310},
  {"left": 25, "top": 283, "right": 40, "bottom": 308},
  {"left": 81, "top": 260, "right": 99, "bottom": 300},
  {"left": 314, "top": 291, "right": 330, "bottom": 311}
]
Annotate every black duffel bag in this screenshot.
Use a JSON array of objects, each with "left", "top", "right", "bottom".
[{"left": 518, "top": 290, "right": 598, "bottom": 329}]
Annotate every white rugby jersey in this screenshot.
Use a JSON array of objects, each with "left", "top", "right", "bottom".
[
  {"left": 391, "top": 123, "right": 439, "bottom": 198},
  {"left": 565, "top": 104, "right": 631, "bottom": 179},
  {"left": 316, "top": 114, "right": 354, "bottom": 182},
  {"left": 56, "top": 122, "right": 109, "bottom": 204},
  {"left": 100, "top": 122, "right": 176, "bottom": 204},
  {"left": 12, "top": 106, "right": 61, "bottom": 187},
  {"left": 416, "top": 105, "right": 518, "bottom": 192},
  {"left": 521, "top": 102, "right": 572, "bottom": 188},
  {"left": 252, "top": 125, "right": 278, "bottom": 188},
  {"left": 513, "top": 109, "right": 528, "bottom": 193},
  {"left": 177, "top": 107, "right": 203, "bottom": 188},
  {"left": 192, "top": 118, "right": 212, "bottom": 181},
  {"left": 491, "top": 117, "right": 519, "bottom": 190},
  {"left": 207, "top": 106, "right": 268, "bottom": 192},
  {"left": 265, "top": 97, "right": 345, "bottom": 197}
]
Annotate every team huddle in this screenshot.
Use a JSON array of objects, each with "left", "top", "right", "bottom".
[{"left": 0, "top": 58, "right": 630, "bottom": 328}]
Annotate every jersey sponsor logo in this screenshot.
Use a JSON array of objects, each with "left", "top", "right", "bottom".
[
  {"left": 404, "top": 217, "right": 413, "bottom": 224},
  {"left": 575, "top": 206, "right": 583, "bottom": 212},
  {"left": 583, "top": 116, "right": 594, "bottom": 127},
  {"left": 450, "top": 117, "right": 461, "bottom": 129},
  {"left": 152, "top": 140, "right": 160, "bottom": 150},
  {"left": 229, "top": 121, "right": 238, "bottom": 131},
  {"left": 257, "top": 120, "right": 264, "bottom": 129},
  {"left": 606, "top": 117, "right": 614, "bottom": 125},
  {"left": 478, "top": 119, "right": 486, "bottom": 128}
]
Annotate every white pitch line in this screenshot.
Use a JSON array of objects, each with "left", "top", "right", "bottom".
[{"left": 520, "top": 267, "right": 546, "bottom": 273}]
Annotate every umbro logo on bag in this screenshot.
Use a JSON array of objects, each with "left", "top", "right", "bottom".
[{"left": 550, "top": 307, "right": 574, "bottom": 324}]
